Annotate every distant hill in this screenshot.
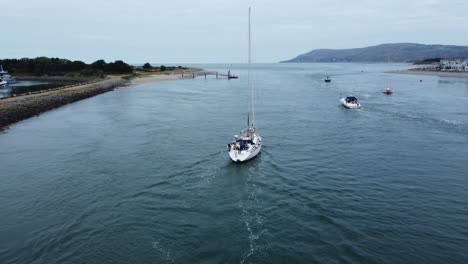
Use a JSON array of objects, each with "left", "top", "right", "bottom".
[{"left": 281, "top": 43, "right": 468, "bottom": 63}]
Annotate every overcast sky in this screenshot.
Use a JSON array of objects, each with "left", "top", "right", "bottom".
[{"left": 2, "top": 0, "right": 468, "bottom": 63}]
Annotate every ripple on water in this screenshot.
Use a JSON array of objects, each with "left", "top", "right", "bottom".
[{"left": 1, "top": 63, "right": 468, "bottom": 263}]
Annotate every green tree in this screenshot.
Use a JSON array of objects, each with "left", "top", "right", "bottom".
[
  {"left": 0, "top": 57, "right": 133, "bottom": 76},
  {"left": 142, "top": 63, "right": 152, "bottom": 70},
  {"left": 91, "top": 59, "right": 107, "bottom": 70}
]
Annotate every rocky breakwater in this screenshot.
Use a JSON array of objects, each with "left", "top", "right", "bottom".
[{"left": 0, "top": 76, "right": 129, "bottom": 130}]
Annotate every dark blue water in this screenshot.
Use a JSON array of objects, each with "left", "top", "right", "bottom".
[{"left": 1, "top": 63, "right": 467, "bottom": 263}]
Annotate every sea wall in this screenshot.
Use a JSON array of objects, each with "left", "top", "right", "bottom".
[{"left": 0, "top": 77, "right": 129, "bottom": 130}]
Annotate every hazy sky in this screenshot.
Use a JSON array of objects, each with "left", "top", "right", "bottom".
[{"left": 2, "top": 0, "right": 468, "bottom": 63}]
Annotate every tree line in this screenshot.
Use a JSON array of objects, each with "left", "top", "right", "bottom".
[
  {"left": 141, "top": 63, "right": 187, "bottom": 72},
  {"left": 0, "top": 57, "right": 133, "bottom": 77}
]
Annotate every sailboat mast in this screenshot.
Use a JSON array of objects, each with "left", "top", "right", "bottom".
[
  {"left": 248, "top": 7, "right": 251, "bottom": 65},
  {"left": 248, "top": 7, "right": 255, "bottom": 126}
]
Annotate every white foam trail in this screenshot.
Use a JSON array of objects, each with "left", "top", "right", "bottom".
[{"left": 240, "top": 166, "right": 267, "bottom": 264}]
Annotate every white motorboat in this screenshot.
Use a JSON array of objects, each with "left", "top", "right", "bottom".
[
  {"left": 0, "top": 66, "right": 16, "bottom": 83},
  {"left": 340, "top": 96, "right": 361, "bottom": 109},
  {"left": 227, "top": 7, "right": 262, "bottom": 163},
  {"left": 0, "top": 80, "right": 7, "bottom": 88}
]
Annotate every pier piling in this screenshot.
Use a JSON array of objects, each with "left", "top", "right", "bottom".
[{"left": 183, "top": 71, "right": 231, "bottom": 80}]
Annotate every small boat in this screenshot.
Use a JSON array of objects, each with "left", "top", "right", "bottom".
[
  {"left": 340, "top": 96, "right": 361, "bottom": 109},
  {"left": 324, "top": 76, "right": 331, "bottom": 82},
  {"left": 227, "top": 7, "right": 262, "bottom": 162},
  {"left": 0, "top": 80, "right": 7, "bottom": 88},
  {"left": 0, "top": 66, "right": 16, "bottom": 83},
  {"left": 227, "top": 70, "right": 238, "bottom": 79},
  {"left": 382, "top": 88, "right": 393, "bottom": 94},
  {"left": 382, "top": 57, "right": 394, "bottom": 95},
  {"left": 228, "top": 124, "right": 262, "bottom": 162}
]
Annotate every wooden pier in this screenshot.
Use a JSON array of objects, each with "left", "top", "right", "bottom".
[{"left": 182, "top": 71, "right": 236, "bottom": 79}]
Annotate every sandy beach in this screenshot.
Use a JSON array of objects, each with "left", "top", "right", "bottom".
[
  {"left": 390, "top": 70, "right": 468, "bottom": 78},
  {"left": 130, "top": 73, "right": 192, "bottom": 85}
]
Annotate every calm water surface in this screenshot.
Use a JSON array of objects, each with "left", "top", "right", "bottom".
[{"left": 1, "top": 63, "right": 468, "bottom": 263}]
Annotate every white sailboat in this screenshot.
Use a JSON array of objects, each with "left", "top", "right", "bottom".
[
  {"left": 227, "top": 7, "right": 262, "bottom": 163},
  {"left": 382, "top": 56, "right": 393, "bottom": 94}
]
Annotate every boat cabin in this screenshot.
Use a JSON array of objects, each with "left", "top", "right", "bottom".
[
  {"left": 229, "top": 125, "right": 258, "bottom": 151},
  {"left": 345, "top": 96, "right": 358, "bottom": 103}
]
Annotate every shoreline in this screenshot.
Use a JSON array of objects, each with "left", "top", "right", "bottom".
[
  {"left": 389, "top": 69, "right": 468, "bottom": 78},
  {"left": 0, "top": 73, "right": 192, "bottom": 131},
  {"left": 130, "top": 72, "right": 192, "bottom": 85}
]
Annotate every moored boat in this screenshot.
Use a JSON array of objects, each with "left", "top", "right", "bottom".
[
  {"left": 227, "top": 70, "right": 238, "bottom": 79},
  {"left": 382, "top": 57, "right": 394, "bottom": 95},
  {"left": 0, "top": 66, "right": 16, "bottom": 84},
  {"left": 383, "top": 88, "right": 393, "bottom": 94}
]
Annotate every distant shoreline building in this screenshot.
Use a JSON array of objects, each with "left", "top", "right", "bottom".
[{"left": 440, "top": 59, "right": 468, "bottom": 72}]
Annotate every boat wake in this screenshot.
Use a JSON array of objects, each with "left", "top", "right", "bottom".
[
  {"left": 239, "top": 163, "right": 269, "bottom": 264},
  {"left": 152, "top": 241, "right": 175, "bottom": 263},
  {"left": 365, "top": 105, "right": 468, "bottom": 134}
]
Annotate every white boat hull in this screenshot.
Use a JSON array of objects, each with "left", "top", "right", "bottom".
[
  {"left": 0, "top": 66, "right": 16, "bottom": 84},
  {"left": 228, "top": 132, "right": 262, "bottom": 163},
  {"left": 340, "top": 98, "right": 361, "bottom": 109},
  {"left": 228, "top": 142, "right": 262, "bottom": 162}
]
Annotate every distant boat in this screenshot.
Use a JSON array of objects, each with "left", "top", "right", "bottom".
[
  {"left": 0, "top": 80, "right": 7, "bottom": 88},
  {"left": 227, "top": 70, "right": 238, "bottom": 79},
  {"left": 0, "top": 66, "right": 16, "bottom": 84},
  {"left": 227, "top": 7, "right": 262, "bottom": 163},
  {"left": 382, "top": 88, "right": 393, "bottom": 94},
  {"left": 340, "top": 96, "right": 361, "bottom": 109},
  {"left": 383, "top": 56, "right": 393, "bottom": 94},
  {"left": 324, "top": 76, "right": 331, "bottom": 82}
]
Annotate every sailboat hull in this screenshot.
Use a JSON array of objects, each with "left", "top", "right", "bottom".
[{"left": 228, "top": 143, "right": 262, "bottom": 163}]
